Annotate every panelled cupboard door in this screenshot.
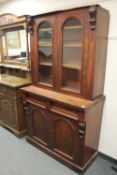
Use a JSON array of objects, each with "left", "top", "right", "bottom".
[
  {"left": 31, "top": 15, "right": 57, "bottom": 89},
  {"left": 26, "top": 102, "right": 81, "bottom": 163},
  {"left": 51, "top": 113, "right": 81, "bottom": 163},
  {"left": 27, "top": 104, "right": 50, "bottom": 147},
  {"left": 0, "top": 95, "right": 17, "bottom": 129},
  {"left": 57, "top": 9, "right": 89, "bottom": 96}
]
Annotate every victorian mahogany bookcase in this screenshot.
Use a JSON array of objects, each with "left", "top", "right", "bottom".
[{"left": 22, "top": 5, "right": 109, "bottom": 172}]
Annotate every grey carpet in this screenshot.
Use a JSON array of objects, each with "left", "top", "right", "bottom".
[{"left": 0, "top": 126, "right": 116, "bottom": 175}]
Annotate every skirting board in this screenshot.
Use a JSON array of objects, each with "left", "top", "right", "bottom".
[{"left": 99, "top": 152, "right": 117, "bottom": 165}]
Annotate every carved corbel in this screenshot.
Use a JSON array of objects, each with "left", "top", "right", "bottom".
[
  {"left": 28, "top": 17, "right": 33, "bottom": 35},
  {"left": 89, "top": 6, "right": 97, "bottom": 30},
  {"left": 78, "top": 122, "right": 86, "bottom": 139},
  {"left": 23, "top": 101, "right": 29, "bottom": 115}
]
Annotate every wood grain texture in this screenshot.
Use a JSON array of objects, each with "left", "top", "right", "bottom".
[
  {"left": 22, "top": 5, "right": 109, "bottom": 173},
  {"left": 86, "top": 6, "right": 109, "bottom": 99},
  {"left": 22, "top": 85, "right": 95, "bottom": 109},
  {"left": 92, "top": 7, "right": 109, "bottom": 98},
  {"left": 0, "top": 88, "right": 27, "bottom": 137},
  {"left": 0, "top": 74, "right": 31, "bottom": 88},
  {"left": 29, "top": 5, "right": 109, "bottom": 100},
  {"left": 22, "top": 91, "right": 105, "bottom": 172},
  {"left": 0, "top": 13, "right": 31, "bottom": 137}
]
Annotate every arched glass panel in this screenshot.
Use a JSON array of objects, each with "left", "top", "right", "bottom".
[
  {"left": 62, "top": 18, "right": 83, "bottom": 92},
  {"left": 38, "top": 22, "right": 53, "bottom": 86}
]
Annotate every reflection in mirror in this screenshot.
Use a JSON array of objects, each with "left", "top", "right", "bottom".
[{"left": 2, "top": 29, "right": 27, "bottom": 63}]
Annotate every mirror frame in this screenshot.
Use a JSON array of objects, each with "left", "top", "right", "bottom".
[{"left": 0, "top": 13, "right": 30, "bottom": 70}]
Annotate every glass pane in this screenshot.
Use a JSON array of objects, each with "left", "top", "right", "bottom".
[
  {"left": 38, "top": 22, "right": 53, "bottom": 86},
  {"left": 2, "top": 29, "right": 27, "bottom": 63},
  {"left": 62, "top": 18, "right": 82, "bottom": 92},
  {"left": 39, "top": 66, "right": 53, "bottom": 85}
]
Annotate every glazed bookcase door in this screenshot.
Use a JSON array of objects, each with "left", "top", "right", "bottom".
[
  {"left": 32, "top": 16, "right": 57, "bottom": 89},
  {"left": 58, "top": 11, "right": 88, "bottom": 96}
]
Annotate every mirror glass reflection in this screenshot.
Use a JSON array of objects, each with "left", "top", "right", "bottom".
[{"left": 2, "top": 29, "right": 27, "bottom": 63}]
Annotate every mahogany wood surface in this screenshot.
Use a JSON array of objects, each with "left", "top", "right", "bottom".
[
  {"left": 30, "top": 5, "right": 109, "bottom": 100},
  {"left": 22, "top": 88, "right": 105, "bottom": 172},
  {"left": 22, "top": 5, "right": 109, "bottom": 173},
  {"left": 0, "top": 87, "right": 27, "bottom": 137}
]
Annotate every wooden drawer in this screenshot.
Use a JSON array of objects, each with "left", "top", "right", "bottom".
[
  {"left": 26, "top": 96, "right": 47, "bottom": 109},
  {"left": 25, "top": 94, "right": 84, "bottom": 122},
  {"left": 0, "top": 84, "right": 13, "bottom": 96},
  {"left": 50, "top": 103, "right": 84, "bottom": 122}
]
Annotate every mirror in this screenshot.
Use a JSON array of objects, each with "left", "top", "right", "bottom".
[
  {"left": 2, "top": 29, "right": 27, "bottom": 64},
  {"left": 0, "top": 14, "right": 30, "bottom": 69}
]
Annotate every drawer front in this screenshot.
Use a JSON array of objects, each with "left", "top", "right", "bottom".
[
  {"left": 25, "top": 93, "right": 84, "bottom": 122},
  {"left": 0, "top": 84, "right": 14, "bottom": 96},
  {"left": 50, "top": 103, "right": 84, "bottom": 122}
]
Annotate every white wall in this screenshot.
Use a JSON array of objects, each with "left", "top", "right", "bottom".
[
  {"left": 0, "top": 0, "right": 111, "bottom": 16},
  {"left": 0, "top": 0, "right": 117, "bottom": 159},
  {"left": 98, "top": 0, "right": 117, "bottom": 160}
]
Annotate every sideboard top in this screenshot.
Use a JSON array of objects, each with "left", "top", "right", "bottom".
[{"left": 21, "top": 85, "right": 105, "bottom": 110}]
